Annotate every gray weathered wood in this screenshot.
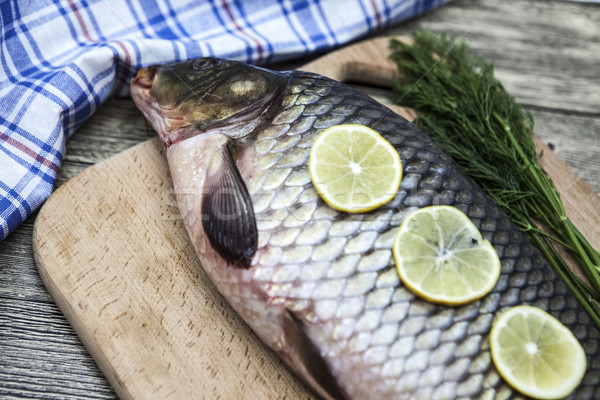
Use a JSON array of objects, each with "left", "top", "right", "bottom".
[{"left": 1, "top": 0, "right": 599, "bottom": 398}]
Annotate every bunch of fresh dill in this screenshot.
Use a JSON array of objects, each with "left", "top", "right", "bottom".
[{"left": 389, "top": 31, "right": 600, "bottom": 328}]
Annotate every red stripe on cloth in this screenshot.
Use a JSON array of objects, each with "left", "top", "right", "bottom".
[
  {"left": 370, "top": 0, "right": 382, "bottom": 29},
  {"left": 67, "top": 0, "right": 96, "bottom": 42},
  {"left": 69, "top": 0, "right": 139, "bottom": 94},
  {"left": 221, "top": 0, "right": 264, "bottom": 63},
  {"left": 113, "top": 41, "right": 133, "bottom": 94},
  {"left": 0, "top": 132, "right": 60, "bottom": 173}
]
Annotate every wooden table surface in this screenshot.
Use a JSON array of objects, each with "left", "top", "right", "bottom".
[{"left": 1, "top": 0, "right": 599, "bottom": 398}]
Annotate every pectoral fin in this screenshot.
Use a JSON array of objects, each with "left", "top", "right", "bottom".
[
  {"left": 282, "top": 311, "right": 348, "bottom": 400},
  {"left": 202, "top": 142, "right": 257, "bottom": 268}
]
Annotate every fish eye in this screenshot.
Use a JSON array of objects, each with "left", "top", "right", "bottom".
[{"left": 192, "top": 58, "right": 215, "bottom": 71}]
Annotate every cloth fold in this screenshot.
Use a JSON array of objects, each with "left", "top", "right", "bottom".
[{"left": 0, "top": 0, "right": 447, "bottom": 241}]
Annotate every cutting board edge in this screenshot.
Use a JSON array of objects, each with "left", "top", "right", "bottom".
[
  {"left": 32, "top": 146, "right": 148, "bottom": 400},
  {"left": 32, "top": 138, "right": 315, "bottom": 400}
]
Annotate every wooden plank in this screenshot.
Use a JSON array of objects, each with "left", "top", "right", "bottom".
[
  {"left": 389, "top": 0, "right": 600, "bottom": 114},
  {"left": 532, "top": 108, "right": 600, "bottom": 194}
]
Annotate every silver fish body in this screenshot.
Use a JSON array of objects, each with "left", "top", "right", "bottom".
[{"left": 131, "top": 58, "right": 600, "bottom": 399}]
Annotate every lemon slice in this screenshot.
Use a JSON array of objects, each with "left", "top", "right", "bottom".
[
  {"left": 490, "top": 305, "right": 586, "bottom": 399},
  {"left": 309, "top": 124, "right": 402, "bottom": 213},
  {"left": 392, "top": 205, "right": 501, "bottom": 305}
]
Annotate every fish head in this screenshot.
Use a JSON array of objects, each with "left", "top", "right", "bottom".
[{"left": 131, "top": 57, "right": 287, "bottom": 146}]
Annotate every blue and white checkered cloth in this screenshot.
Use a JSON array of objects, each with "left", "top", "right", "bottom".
[{"left": 0, "top": 0, "right": 448, "bottom": 241}]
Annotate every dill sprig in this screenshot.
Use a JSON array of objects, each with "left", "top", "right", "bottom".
[{"left": 390, "top": 31, "right": 600, "bottom": 328}]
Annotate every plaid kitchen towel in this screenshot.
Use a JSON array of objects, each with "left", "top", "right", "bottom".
[{"left": 0, "top": 0, "right": 448, "bottom": 241}]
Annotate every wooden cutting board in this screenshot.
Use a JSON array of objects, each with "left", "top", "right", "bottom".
[{"left": 33, "top": 37, "right": 600, "bottom": 400}]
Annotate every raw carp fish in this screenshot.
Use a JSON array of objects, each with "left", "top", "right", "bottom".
[{"left": 130, "top": 58, "right": 599, "bottom": 399}]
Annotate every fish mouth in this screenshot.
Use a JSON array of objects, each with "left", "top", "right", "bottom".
[
  {"left": 131, "top": 66, "right": 192, "bottom": 146},
  {"left": 132, "top": 65, "right": 157, "bottom": 89},
  {"left": 130, "top": 66, "right": 158, "bottom": 116}
]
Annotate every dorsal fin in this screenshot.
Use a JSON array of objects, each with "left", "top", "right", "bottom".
[{"left": 201, "top": 142, "right": 257, "bottom": 268}]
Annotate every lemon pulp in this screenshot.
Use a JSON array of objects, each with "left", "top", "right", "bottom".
[
  {"left": 309, "top": 124, "right": 402, "bottom": 213},
  {"left": 489, "top": 305, "right": 586, "bottom": 399},
  {"left": 393, "top": 205, "right": 501, "bottom": 306}
]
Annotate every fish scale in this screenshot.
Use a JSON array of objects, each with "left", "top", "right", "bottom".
[
  {"left": 130, "top": 58, "right": 600, "bottom": 400},
  {"left": 244, "top": 73, "right": 598, "bottom": 399}
]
